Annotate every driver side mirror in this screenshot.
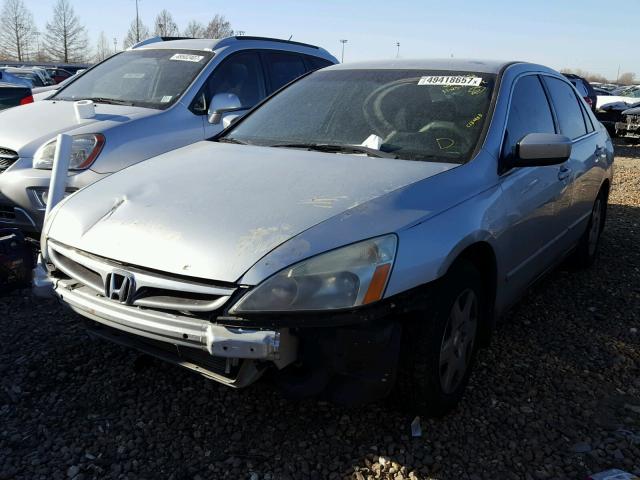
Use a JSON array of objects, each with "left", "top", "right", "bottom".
[
  {"left": 208, "top": 93, "right": 243, "bottom": 125},
  {"left": 510, "top": 133, "right": 572, "bottom": 168}
]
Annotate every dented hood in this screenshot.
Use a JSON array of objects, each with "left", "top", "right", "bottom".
[{"left": 47, "top": 141, "right": 455, "bottom": 283}]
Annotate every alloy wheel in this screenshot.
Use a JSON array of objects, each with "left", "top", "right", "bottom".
[{"left": 439, "top": 288, "right": 478, "bottom": 394}]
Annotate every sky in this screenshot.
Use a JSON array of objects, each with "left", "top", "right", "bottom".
[{"left": 22, "top": 0, "right": 637, "bottom": 80}]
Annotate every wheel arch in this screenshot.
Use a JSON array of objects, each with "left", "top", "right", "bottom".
[{"left": 445, "top": 240, "right": 498, "bottom": 346}]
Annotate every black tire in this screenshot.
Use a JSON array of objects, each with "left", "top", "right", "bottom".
[
  {"left": 393, "top": 261, "right": 485, "bottom": 417},
  {"left": 571, "top": 188, "right": 607, "bottom": 268}
]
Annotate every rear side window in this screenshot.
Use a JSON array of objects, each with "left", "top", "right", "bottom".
[
  {"left": 579, "top": 99, "right": 595, "bottom": 133},
  {"left": 306, "top": 56, "right": 334, "bottom": 71},
  {"left": 264, "top": 52, "right": 307, "bottom": 92},
  {"left": 544, "top": 77, "right": 588, "bottom": 140},
  {"left": 503, "top": 75, "right": 555, "bottom": 160}
]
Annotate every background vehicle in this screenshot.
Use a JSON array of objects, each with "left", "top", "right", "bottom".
[
  {"left": 45, "top": 68, "right": 73, "bottom": 84},
  {"left": 0, "top": 67, "right": 45, "bottom": 88},
  {"left": 615, "top": 106, "right": 640, "bottom": 141},
  {"left": 0, "top": 82, "right": 33, "bottom": 110},
  {"left": 0, "top": 36, "right": 337, "bottom": 235},
  {"left": 39, "top": 60, "right": 614, "bottom": 417},
  {"left": 563, "top": 73, "right": 597, "bottom": 111}
]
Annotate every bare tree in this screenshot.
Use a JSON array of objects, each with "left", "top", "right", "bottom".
[
  {"left": 204, "top": 14, "right": 233, "bottom": 39},
  {"left": 183, "top": 20, "right": 205, "bottom": 38},
  {"left": 45, "top": 0, "right": 89, "bottom": 62},
  {"left": 0, "top": 0, "right": 37, "bottom": 61},
  {"left": 123, "top": 18, "right": 150, "bottom": 48},
  {"left": 154, "top": 9, "right": 179, "bottom": 37},
  {"left": 94, "top": 31, "right": 111, "bottom": 62},
  {"left": 560, "top": 68, "right": 609, "bottom": 84},
  {"left": 618, "top": 72, "right": 637, "bottom": 86}
]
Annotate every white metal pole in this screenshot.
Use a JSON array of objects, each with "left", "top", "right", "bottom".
[{"left": 45, "top": 133, "right": 72, "bottom": 218}]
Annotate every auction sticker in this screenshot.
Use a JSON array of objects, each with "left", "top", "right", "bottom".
[
  {"left": 418, "top": 76, "right": 482, "bottom": 86},
  {"left": 170, "top": 53, "right": 204, "bottom": 62}
]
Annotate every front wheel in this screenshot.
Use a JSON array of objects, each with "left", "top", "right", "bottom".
[{"left": 393, "top": 261, "right": 485, "bottom": 417}]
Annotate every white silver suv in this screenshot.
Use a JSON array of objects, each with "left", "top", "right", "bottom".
[{"left": 0, "top": 36, "right": 336, "bottom": 234}]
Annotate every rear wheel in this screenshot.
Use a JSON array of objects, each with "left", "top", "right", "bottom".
[
  {"left": 394, "top": 261, "right": 485, "bottom": 417},
  {"left": 571, "top": 189, "right": 607, "bottom": 268}
]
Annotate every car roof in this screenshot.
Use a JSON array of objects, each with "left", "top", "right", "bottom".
[
  {"left": 324, "top": 59, "right": 545, "bottom": 74},
  {"left": 134, "top": 36, "right": 336, "bottom": 61}
]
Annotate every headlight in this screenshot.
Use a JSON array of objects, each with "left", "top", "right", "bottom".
[
  {"left": 230, "top": 235, "right": 397, "bottom": 313},
  {"left": 33, "top": 134, "right": 105, "bottom": 170}
]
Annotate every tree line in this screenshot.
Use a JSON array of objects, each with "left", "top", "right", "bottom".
[
  {"left": 560, "top": 68, "right": 637, "bottom": 86},
  {"left": 0, "top": 0, "right": 234, "bottom": 64}
]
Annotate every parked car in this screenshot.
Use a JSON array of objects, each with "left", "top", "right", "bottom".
[
  {"left": 593, "top": 87, "right": 612, "bottom": 96},
  {"left": 563, "top": 73, "right": 597, "bottom": 112},
  {"left": 37, "top": 59, "right": 613, "bottom": 416},
  {"left": 597, "top": 85, "right": 640, "bottom": 109},
  {"left": 0, "top": 82, "right": 33, "bottom": 110},
  {"left": 31, "top": 74, "right": 78, "bottom": 101},
  {"left": 45, "top": 67, "right": 73, "bottom": 84},
  {"left": 0, "top": 36, "right": 337, "bottom": 235},
  {"left": 615, "top": 106, "right": 640, "bottom": 141},
  {"left": 596, "top": 100, "right": 640, "bottom": 136},
  {"left": 0, "top": 67, "right": 45, "bottom": 88},
  {"left": 0, "top": 70, "right": 32, "bottom": 88}
]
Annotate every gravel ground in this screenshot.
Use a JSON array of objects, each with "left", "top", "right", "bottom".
[{"left": 1, "top": 141, "right": 639, "bottom": 480}]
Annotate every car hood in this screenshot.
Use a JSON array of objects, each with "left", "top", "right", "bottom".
[
  {"left": 0, "top": 100, "right": 157, "bottom": 156},
  {"left": 47, "top": 141, "right": 456, "bottom": 283}
]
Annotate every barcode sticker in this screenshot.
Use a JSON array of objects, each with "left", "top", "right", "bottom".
[
  {"left": 170, "top": 54, "right": 204, "bottom": 62},
  {"left": 418, "top": 76, "right": 482, "bottom": 86}
]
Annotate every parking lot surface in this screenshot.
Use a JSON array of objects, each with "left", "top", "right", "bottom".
[{"left": 1, "top": 142, "right": 639, "bottom": 480}]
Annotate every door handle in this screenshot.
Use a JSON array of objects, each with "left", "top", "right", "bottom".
[
  {"left": 558, "top": 166, "right": 572, "bottom": 181},
  {"left": 595, "top": 146, "right": 606, "bottom": 161}
]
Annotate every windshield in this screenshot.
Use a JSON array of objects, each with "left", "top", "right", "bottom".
[
  {"left": 53, "top": 49, "right": 213, "bottom": 109},
  {"left": 226, "top": 69, "right": 496, "bottom": 163}
]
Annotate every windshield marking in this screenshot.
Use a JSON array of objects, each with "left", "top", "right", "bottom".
[
  {"left": 418, "top": 76, "right": 482, "bottom": 86},
  {"left": 170, "top": 53, "right": 204, "bottom": 62}
]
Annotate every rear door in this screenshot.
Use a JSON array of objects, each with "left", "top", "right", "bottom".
[
  {"left": 499, "top": 74, "right": 573, "bottom": 298},
  {"left": 542, "top": 75, "right": 601, "bottom": 244}
]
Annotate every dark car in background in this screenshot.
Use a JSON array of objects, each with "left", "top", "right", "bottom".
[
  {"left": 0, "top": 82, "right": 33, "bottom": 110},
  {"left": 45, "top": 67, "right": 73, "bottom": 84},
  {"left": 563, "top": 73, "right": 597, "bottom": 112}
]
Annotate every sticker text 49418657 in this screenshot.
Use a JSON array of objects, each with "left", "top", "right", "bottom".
[{"left": 418, "top": 76, "right": 483, "bottom": 87}]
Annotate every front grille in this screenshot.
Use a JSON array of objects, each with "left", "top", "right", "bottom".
[
  {"left": 48, "top": 241, "right": 236, "bottom": 315},
  {"left": 0, "top": 148, "right": 18, "bottom": 174}
]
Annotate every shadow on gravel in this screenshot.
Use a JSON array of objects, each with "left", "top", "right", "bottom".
[{"left": 1, "top": 210, "right": 639, "bottom": 479}]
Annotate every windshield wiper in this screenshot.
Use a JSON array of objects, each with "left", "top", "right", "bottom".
[
  {"left": 270, "top": 143, "right": 397, "bottom": 159},
  {"left": 83, "top": 97, "right": 135, "bottom": 106},
  {"left": 216, "top": 137, "right": 248, "bottom": 145}
]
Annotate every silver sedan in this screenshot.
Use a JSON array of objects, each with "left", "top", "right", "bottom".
[{"left": 40, "top": 59, "right": 614, "bottom": 416}]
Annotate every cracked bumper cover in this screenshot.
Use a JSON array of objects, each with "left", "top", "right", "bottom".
[{"left": 49, "top": 277, "right": 298, "bottom": 384}]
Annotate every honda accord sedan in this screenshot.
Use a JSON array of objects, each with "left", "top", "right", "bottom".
[{"left": 38, "top": 59, "right": 614, "bottom": 416}]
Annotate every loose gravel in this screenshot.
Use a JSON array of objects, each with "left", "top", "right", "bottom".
[{"left": 1, "top": 140, "right": 639, "bottom": 480}]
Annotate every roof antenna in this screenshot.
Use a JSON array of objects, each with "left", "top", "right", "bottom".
[{"left": 288, "top": 35, "right": 293, "bottom": 41}]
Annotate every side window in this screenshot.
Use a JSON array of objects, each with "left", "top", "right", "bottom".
[
  {"left": 573, "top": 80, "right": 589, "bottom": 97},
  {"left": 543, "top": 77, "right": 588, "bottom": 140},
  {"left": 503, "top": 75, "right": 555, "bottom": 160},
  {"left": 305, "top": 56, "right": 334, "bottom": 71},
  {"left": 200, "top": 51, "right": 265, "bottom": 112},
  {"left": 263, "top": 51, "right": 306, "bottom": 92},
  {"left": 579, "top": 99, "right": 595, "bottom": 133}
]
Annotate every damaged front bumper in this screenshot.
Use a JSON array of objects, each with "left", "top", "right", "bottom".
[
  {"left": 50, "top": 277, "right": 298, "bottom": 387},
  {"left": 616, "top": 115, "right": 640, "bottom": 139}
]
